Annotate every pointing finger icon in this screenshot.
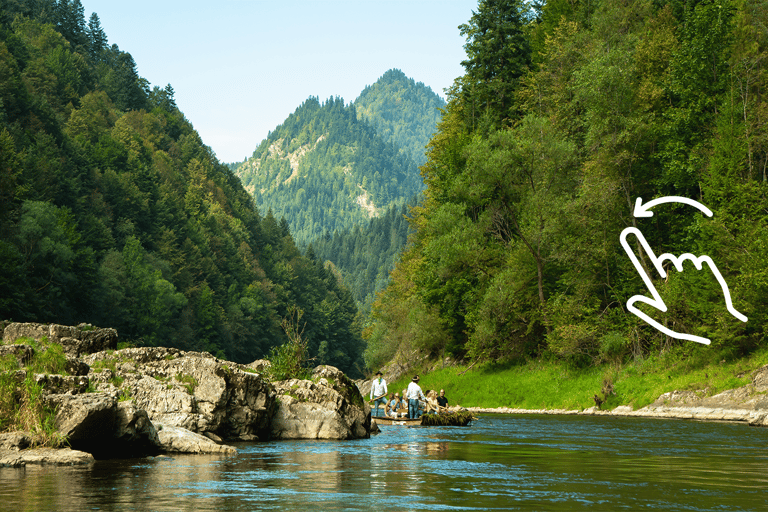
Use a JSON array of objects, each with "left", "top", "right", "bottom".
[{"left": 619, "top": 227, "right": 747, "bottom": 345}]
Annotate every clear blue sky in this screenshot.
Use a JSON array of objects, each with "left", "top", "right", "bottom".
[{"left": 81, "top": 1, "right": 478, "bottom": 163}]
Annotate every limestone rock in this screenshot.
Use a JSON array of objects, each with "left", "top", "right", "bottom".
[
  {"left": 0, "top": 448, "right": 94, "bottom": 467},
  {"left": 246, "top": 359, "right": 271, "bottom": 373},
  {"left": 45, "top": 392, "right": 117, "bottom": 441},
  {"left": 2, "top": 322, "right": 117, "bottom": 357},
  {"left": 271, "top": 365, "right": 371, "bottom": 440},
  {"left": 44, "top": 393, "right": 117, "bottom": 457},
  {"left": 86, "top": 348, "right": 277, "bottom": 441},
  {"left": 752, "top": 365, "right": 768, "bottom": 392},
  {"left": 33, "top": 373, "right": 90, "bottom": 395},
  {"left": 156, "top": 425, "right": 236, "bottom": 454},
  {"left": 0, "top": 431, "right": 33, "bottom": 451},
  {"left": 113, "top": 401, "right": 162, "bottom": 457}
]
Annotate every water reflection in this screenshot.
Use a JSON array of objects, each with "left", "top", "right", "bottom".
[{"left": 1, "top": 415, "right": 768, "bottom": 511}]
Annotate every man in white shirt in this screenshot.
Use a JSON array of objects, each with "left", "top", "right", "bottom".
[
  {"left": 369, "top": 371, "right": 388, "bottom": 417},
  {"left": 406, "top": 375, "right": 426, "bottom": 419}
]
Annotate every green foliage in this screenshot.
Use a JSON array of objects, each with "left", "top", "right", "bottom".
[
  {"left": 0, "top": 9, "right": 364, "bottom": 376},
  {"left": 232, "top": 70, "right": 445, "bottom": 320},
  {"left": 174, "top": 373, "right": 198, "bottom": 394},
  {"left": 310, "top": 199, "right": 415, "bottom": 313},
  {"left": 354, "top": 69, "right": 446, "bottom": 166},
  {"left": 31, "top": 342, "right": 68, "bottom": 375},
  {"left": 0, "top": 355, "right": 66, "bottom": 447},
  {"left": 265, "top": 306, "right": 312, "bottom": 381},
  {"left": 233, "top": 93, "right": 424, "bottom": 247},
  {"left": 402, "top": 346, "right": 767, "bottom": 412},
  {"left": 368, "top": 0, "right": 768, "bottom": 371}
]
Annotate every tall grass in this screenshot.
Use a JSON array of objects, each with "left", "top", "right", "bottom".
[{"left": 0, "top": 343, "right": 69, "bottom": 447}]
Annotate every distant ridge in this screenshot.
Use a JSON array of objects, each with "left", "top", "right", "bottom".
[{"left": 232, "top": 70, "right": 445, "bottom": 247}]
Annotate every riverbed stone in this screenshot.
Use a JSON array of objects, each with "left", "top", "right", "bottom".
[
  {"left": 0, "top": 447, "right": 95, "bottom": 467},
  {"left": 0, "top": 431, "right": 33, "bottom": 450},
  {"left": 155, "top": 425, "right": 237, "bottom": 454}
]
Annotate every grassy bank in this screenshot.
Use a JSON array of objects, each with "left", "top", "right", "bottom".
[{"left": 388, "top": 346, "right": 768, "bottom": 411}]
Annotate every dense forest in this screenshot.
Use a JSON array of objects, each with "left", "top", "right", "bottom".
[
  {"left": 364, "top": 0, "right": 768, "bottom": 370},
  {"left": 354, "top": 69, "right": 446, "bottom": 166},
  {"left": 310, "top": 197, "right": 415, "bottom": 313},
  {"left": 0, "top": 0, "right": 365, "bottom": 376}
]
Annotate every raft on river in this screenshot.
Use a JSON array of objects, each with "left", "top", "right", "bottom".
[{"left": 373, "top": 411, "right": 475, "bottom": 427}]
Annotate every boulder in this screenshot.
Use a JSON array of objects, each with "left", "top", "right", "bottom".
[
  {"left": 43, "top": 392, "right": 163, "bottom": 459},
  {"left": 44, "top": 393, "right": 117, "bottom": 456},
  {"left": 155, "top": 425, "right": 236, "bottom": 454},
  {"left": 271, "top": 365, "right": 371, "bottom": 440},
  {"left": 0, "top": 431, "right": 33, "bottom": 451},
  {"left": 246, "top": 359, "right": 271, "bottom": 373},
  {"left": 2, "top": 323, "right": 49, "bottom": 344},
  {"left": 86, "top": 348, "right": 277, "bottom": 441},
  {"left": 33, "top": 373, "right": 90, "bottom": 395}
]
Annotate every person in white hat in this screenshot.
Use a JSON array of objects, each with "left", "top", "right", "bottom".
[
  {"left": 406, "top": 375, "right": 426, "bottom": 419},
  {"left": 369, "top": 371, "right": 388, "bottom": 417}
]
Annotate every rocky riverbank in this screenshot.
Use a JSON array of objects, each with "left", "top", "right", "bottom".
[
  {"left": 466, "top": 364, "right": 768, "bottom": 426},
  {"left": 0, "top": 323, "right": 373, "bottom": 467}
]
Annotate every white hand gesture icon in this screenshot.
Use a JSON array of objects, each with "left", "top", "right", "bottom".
[{"left": 621, "top": 198, "right": 747, "bottom": 345}]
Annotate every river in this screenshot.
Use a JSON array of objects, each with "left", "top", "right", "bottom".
[{"left": 2, "top": 413, "right": 767, "bottom": 511}]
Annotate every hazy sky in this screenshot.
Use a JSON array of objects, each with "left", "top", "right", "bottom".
[{"left": 81, "top": 0, "right": 478, "bottom": 163}]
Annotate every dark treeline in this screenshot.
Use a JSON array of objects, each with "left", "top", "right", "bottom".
[
  {"left": 365, "top": 0, "right": 768, "bottom": 370},
  {"left": 0, "top": 0, "right": 365, "bottom": 376}
]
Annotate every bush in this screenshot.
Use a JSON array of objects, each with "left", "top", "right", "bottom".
[{"left": 265, "top": 306, "right": 311, "bottom": 381}]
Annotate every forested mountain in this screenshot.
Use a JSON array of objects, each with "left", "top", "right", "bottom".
[
  {"left": 231, "top": 70, "right": 443, "bottom": 312},
  {"left": 233, "top": 95, "right": 422, "bottom": 247},
  {"left": 354, "top": 69, "right": 446, "bottom": 166},
  {"left": 365, "top": 0, "right": 768, "bottom": 371},
  {"left": 0, "top": 0, "right": 365, "bottom": 376}
]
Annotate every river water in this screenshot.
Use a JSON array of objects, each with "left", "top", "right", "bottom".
[{"left": 2, "top": 413, "right": 767, "bottom": 511}]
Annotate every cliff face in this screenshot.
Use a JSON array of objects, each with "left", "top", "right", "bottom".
[{"left": 0, "top": 323, "right": 372, "bottom": 466}]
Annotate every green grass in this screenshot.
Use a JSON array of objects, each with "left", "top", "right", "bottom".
[
  {"left": 391, "top": 346, "right": 768, "bottom": 411},
  {"left": 175, "top": 373, "right": 198, "bottom": 394},
  {"left": 0, "top": 350, "right": 67, "bottom": 447}
]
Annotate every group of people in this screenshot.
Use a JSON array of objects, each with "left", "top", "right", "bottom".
[{"left": 369, "top": 371, "right": 449, "bottom": 419}]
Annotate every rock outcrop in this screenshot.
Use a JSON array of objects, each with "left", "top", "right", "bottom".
[
  {"left": 1, "top": 322, "right": 373, "bottom": 465},
  {"left": 85, "top": 347, "right": 277, "bottom": 442},
  {"left": 0, "top": 431, "right": 95, "bottom": 467},
  {"left": 2, "top": 322, "right": 117, "bottom": 357},
  {"left": 271, "top": 365, "right": 371, "bottom": 439}
]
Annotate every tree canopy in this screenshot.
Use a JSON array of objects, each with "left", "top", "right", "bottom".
[
  {"left": 0, "top": 1, "right": 365, "bottom": 376},
  {"left": 365, "top": 0, "right": 768, "bottom": 371}
]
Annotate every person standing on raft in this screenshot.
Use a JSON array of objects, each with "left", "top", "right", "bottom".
[
  {"left": 369, "top": 371, "right": 388, "bottom": 417},
  {"left": 406, "top": 375, "right": 426, "bottom": 419}
]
